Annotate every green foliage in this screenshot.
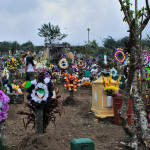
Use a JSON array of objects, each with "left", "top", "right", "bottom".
[
  {"left": 98, "top": 57, "right": 113, "bottom": 69},
  {"left": 102, "top": 36, "right": 117, "bottom": 52},
  {"left": 0, "top": 138, "right": 9, "bottom": 150},
  {"left": 21, "top": 41, "right": 34, "bottom": 52},
  {"left": 38, "top": 22, "right": 67, "bottom": 44}
]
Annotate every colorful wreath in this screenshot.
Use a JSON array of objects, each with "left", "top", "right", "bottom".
[
  {"left": 114, "top": 48, "right": 126, "bottom": 63},
  {"left": 59, "top": 59, "right": 69, "bottom": 69},
  {"left": 78, "top": 60, "right": 84, "bottom": 67},
  {"left": 0, "top": 90, "right": 10, "bottom": 122},
  {"left": 145, "top": 67, "right": 150, "bottom": 80},
  {"left": 143, "top": 52, "right": 149, "bottom": 66},
  {"left": 25, "top": 78, "right": 55, "bottom": 105}
]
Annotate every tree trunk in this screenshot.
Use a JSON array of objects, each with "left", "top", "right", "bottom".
[{"left": 119, "top": 21, "right": 150, "bottom": 149}]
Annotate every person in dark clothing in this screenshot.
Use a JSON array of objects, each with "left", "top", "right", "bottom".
[{"left": 24, "top": 51, "right": 36, "bottom": 81}]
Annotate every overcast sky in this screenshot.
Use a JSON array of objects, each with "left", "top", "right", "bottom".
[{"left": 0, "top": 0, "right": 149, "bottom": 46}]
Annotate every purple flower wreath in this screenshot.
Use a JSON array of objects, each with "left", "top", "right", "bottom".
[
  {"left": 143, "top": 52, "right": 149, "bottom": 66},
  {"left": 0, "top": 90, "right": 10, "bottom": 122}
]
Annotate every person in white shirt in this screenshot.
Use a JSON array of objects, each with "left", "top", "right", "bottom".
[{"left": 24, "top": 51, "right": 36, "bottom": 81}]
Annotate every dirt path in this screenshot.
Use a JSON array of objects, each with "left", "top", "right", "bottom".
[{"left": 5, "top": 85, "right": 127, "bottom": 150}]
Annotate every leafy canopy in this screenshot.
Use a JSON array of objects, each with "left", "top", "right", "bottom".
[{"left": 38, "top": 22, "right": 67, "bottom": 44}]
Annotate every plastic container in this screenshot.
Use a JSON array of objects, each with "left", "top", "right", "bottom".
[
  {"left": 70, "top": 138, "right": 95, "bottom": 150},
  {"left": 84, "top": 70, "right": 91, "bottom": 78},
  {"left": 113, "top": 97, "right": 132, "bottom": 126}
]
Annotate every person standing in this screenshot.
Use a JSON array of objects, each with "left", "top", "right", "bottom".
[{"left": 24, "top": 51, "right": 36, "bottom": 81}]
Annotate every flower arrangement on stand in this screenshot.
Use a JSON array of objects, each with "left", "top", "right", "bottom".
[
  {"left": 63, "top": 73, "right": 81, "bottom": 97},
  {"left": 64, "top": 73, "right": 80, "bottom": 92},
  {"left": 104, "top": 86, "right": 118, "bottom": 96},
  {"left": 18, "top": 72, "right": 63, "bottom": 133}
]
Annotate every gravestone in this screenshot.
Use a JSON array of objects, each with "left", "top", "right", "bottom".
[{"left": 7, "top": 93, "right": 24, "bottom": 104}]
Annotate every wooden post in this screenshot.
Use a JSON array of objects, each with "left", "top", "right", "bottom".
[
  {"left": 70, "top": 90, "right": 74, "bottom": 97},
  {"left": 0, "top": 120, "right": 5, "bottom": 145},
  {"left": 35, "top": 105, "right": 44, "bottom": 134}
]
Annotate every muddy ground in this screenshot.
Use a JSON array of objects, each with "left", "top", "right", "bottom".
[{"left": 5, "top": 85, "right": 128, "bottom": 150}]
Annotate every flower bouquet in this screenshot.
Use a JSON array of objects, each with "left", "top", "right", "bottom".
[
  {"left": 104, "top": 86, "right": 118, "bottom": 107},
  {"left": 0, "top": 90, "right": 10, "bottom": 122},
  {"left": 104, "top": 86, "right": 118, "bottom": 96}
]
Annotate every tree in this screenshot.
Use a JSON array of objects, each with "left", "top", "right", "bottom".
[
  {"left": 118, "top": 0, "right": 150, "bottom": 149},
  {"left": 103, "top": 36, "right": 117, "bottom": 52},
  {"left": 0, "top": 41, "right": 11, "bottom": 53},
  {"left": 116, "top": 36, "right": 129, "bottom": 48},
  {"left": 21, "top": 41, "right": 35, "bottom": 52},
  {"left": 89, "top": 40, "right": 99, "bottom": 57},
  {"left": 38, "top": 22, "right": 67, "bottom": 44}
]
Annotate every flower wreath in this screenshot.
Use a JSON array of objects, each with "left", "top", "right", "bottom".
[
  {"left": 0, "top": 90, "right": 10, "bottom": 122},
  {"left": 78, "top": 60, "right": 84, "bottom": 67},
  {"left": 114, "top": 48, "right": 126, "bottom": 63},
  {"left": 143, "top": 52, "right": 149, "bottom": 66},
  {"left": 59, "top": 59, "right": 69, "bottom": 69},
  {"left": 26, "top": 78, "right": 55, "bottom": 105}
]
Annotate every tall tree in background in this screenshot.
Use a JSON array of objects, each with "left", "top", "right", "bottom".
[
  {"left": 21, "top": 41, "right": 35, "bottom": 52},
  {"left": 103, "top": 36, "right": 117, "bottom": 52},
  {"left": 38, "top": 22, "right": 67, "bottom": 44},
  {"left": 118, "top": 0, "right": 150, "bottom": 149}
]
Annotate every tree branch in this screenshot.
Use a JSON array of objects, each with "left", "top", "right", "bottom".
[
  {"left": 138, "top": 14, "right": 150, "bottom": 36},
  {"left": 119, "top": 0, "right": 131, "bottom": 26},
  {"left": 126, "top": 0, "right": 131, "bottom": 20},
  {"left": 145, "top": 0, "right": 150, "bottom": 14},
  {"left": 135, "top": 0, "right": 138, "bottom": 23}
]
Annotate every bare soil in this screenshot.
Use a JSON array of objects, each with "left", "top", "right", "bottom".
[{"left": 5, "top": 85, "right": 127, "bottom": 150}]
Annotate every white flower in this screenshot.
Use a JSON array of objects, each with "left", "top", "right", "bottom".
[
  {"left": 44, "top": 77, "right": 50, "bottom": 84},
  {"left": 31, "top": 79, "right": 37, "bottom": 85},
  {"left": 30, "top": 82, "right": 49, "bottom": 104},
  {"left": 37, "top": 83, "right": 44, "bottom": 88}
]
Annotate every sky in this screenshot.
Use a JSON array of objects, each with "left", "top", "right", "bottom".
[{"left": 0, "top": 0, "right": 149, "bottom": 47}]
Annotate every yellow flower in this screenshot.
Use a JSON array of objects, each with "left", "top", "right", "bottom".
[{"left": 11, "top": 57, "right": 15, "bottom": 62}]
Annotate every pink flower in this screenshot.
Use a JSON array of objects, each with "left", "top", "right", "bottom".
[{"left": 13, "top": 80, "right": 16, "bottom": 83}]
